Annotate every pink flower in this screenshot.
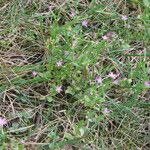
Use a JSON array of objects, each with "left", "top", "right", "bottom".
[
  {"left": 56, "top": 86, "right": 63, "bottom": 93},
  {"left": 32, "top": 71, "right": 38, "bottom": 77},
  {"left": 108, "top": 72, "right": 118, "bottom": 79},
  {"left": 48, "top": 5, "right": 54, "bottom": 12},
  {"left": 144, "top": 81, "right": 150, "bottom": 88},
  {"left": 102, "top": 35, "right": 109, "bottom": 40},
  {"left": 95, "top": 76, "right": 102, "bottom": 84},
  {"left": 113, "top": 79, "right": 120, "bottom": 85},
  {"left": 82, "top": 20, "right": 88, "bottom": 27},
  {"left": 107, "top": 32, "right": 116, "bottom": 38},
  {"left": 121, "top": 15, "right": 128, "bottom": 21},
  {"left": 69, "top": 11, "right": 75, "bottom": 17},
  {"left": 56, "top": 61, "right": 63, "bottom": 67},
  {"left": 72, "top": 40, "right": 77, "bottom": 48},
  {"left": 0, "top": 117, "right": 7, "bottom": 127},
  {"left": 64, "top": 51, "right": 69, "bottom": 56},
  {"left": 103, "top": 108, "right": 110, "bottom": 115}
]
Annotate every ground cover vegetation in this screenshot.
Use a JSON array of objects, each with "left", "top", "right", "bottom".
[{"left": 0, "top": 0, "right": 150, "bottom": 149}]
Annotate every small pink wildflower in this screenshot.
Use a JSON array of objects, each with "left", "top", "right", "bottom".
[
  {"left": 82, "top": 20, "right": 88, "bottom": 27},
  {"left": 103, "top": 108, "right": 110, "bottom": 115},
  {"left": 48, "top": 5, "right": 54, "bottom": 12},
  {"left": 32, "top": 71, "right": 38, "bottom": 77},
  {"left": 69, "top": 11, "right": 75, "bottom": 17},
  {"left": 121, "top": 15, "right": 128, "bottom": 21},
  {"left": 56, "top": 86, "right": 63, "bottom": 93},
  {"left": 107, "top": 32, "right": 116, "bottom": 38},
  {"left": 102, "top": 35, "right": 109, "bottom": 40},
  {"left": 20, "top": 140, "right": 25, "bottom": 144},
  {"left": 144, "top": 81, "right": 150, "bottom": 88},
  {"left": 95, "top": 76, "right": 102, "bottom": 84},
  {"left": 64, "top": 51, "right": 69, "bottom": 56},
  {"left": 113, "top": 79, "right": 120, "bottom": 85},
  {"left": 72, "top": 40, "right": 77, "bottom": 48},
  {"left": 0, "top": 117, "right": 7, "bottom": 127},
  {"left": 56, "top": 61, "right": 63, "bottom": 67},
  {"left": 108, "top": 72, "right": 118, "bottom": 79}
]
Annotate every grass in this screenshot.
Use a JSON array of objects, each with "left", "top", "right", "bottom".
[{"left": 0, "top": 0, "right": 150, "bottom": 149}]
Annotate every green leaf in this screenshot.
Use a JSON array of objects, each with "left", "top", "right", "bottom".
[
  {"left": 143, "top": 0, "right": 150, "bottom": 7},
  {"left": 47, "top": 96, "right": 53, "bottom": 102},
  {"left": 79, "top": 128, "right": 85, "bottom": 136},
  {"left": 64, "top": 133, "right": 74, "bottom": 140}
]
